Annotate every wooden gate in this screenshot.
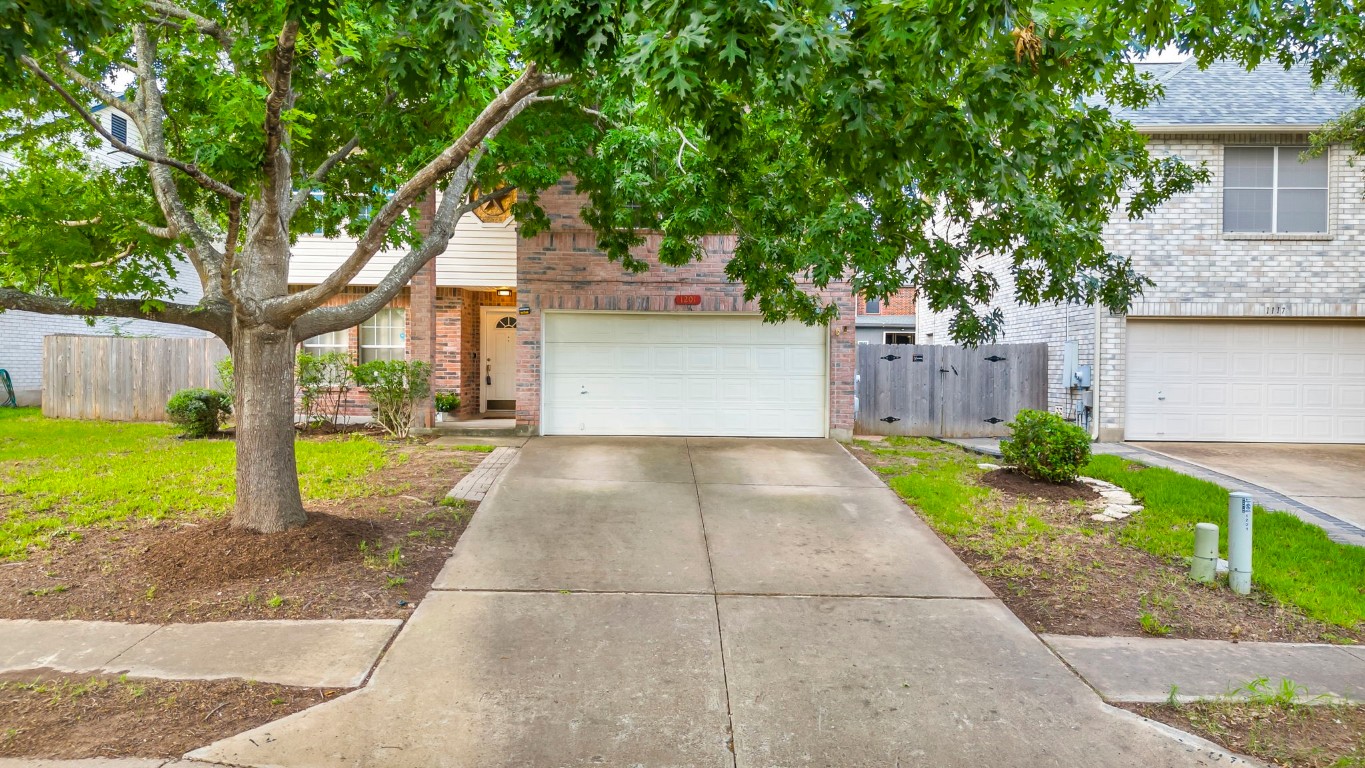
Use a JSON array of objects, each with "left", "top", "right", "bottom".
[{"left": 854, "top": 343, "right": 1048, "bottom": 437}]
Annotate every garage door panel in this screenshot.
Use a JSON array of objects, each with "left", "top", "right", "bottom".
[
  {"left": 1126, "top": 320, "right": 1365, "bottom": 443},
  {"left": 543, "top": 313, "right": 826, "bottom": 437}
]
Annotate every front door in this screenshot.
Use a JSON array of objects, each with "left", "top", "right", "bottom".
[{"left": 481, "top": 308, "right": 517, "bottom": 412}]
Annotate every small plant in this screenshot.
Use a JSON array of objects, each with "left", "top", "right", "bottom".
[
  {"left": 143, "top": 585, "right": 157, "bottom": 601},
  {"left": 353, "top": 359, "right": 431, "bottom": 438},
  {"left": 165, "top": 388, "right": 231, "bottom": 438},
  {"left": 434, "top": 392, "right": 461, "bottom": 413},
  {"left": 267, "top": 594, "right": 285, "bottom": 608},
  {"left": 1000, "top": 409, "right": 1092, "bottom": 484},
  {"left": 1165, "top": 684, "right": 1182, "bottom": 708},
  {"left": 215, "top": 356, "right": 234, "bottom": 400},
  {"left": 386, "top": 544, "right": 404, "bottom": 569},
  {"left": 296, "top": 351, "right": 356, "bottom": 428},
  {"left": 1139, "top": 610, "right": 1172, "bottom": 636},
  {"left": 1231, "top": 676, "right": 1314, "bottom": 706},
  {"left": 26, "top": 584, "right": 70, "bottom": 596},
  {"left": 384, "top": 575, "right": 408, "bottom": 589}
]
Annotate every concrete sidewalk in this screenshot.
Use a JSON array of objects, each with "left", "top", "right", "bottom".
[
  {"left": 943, "top": 437, "right": 1365, "bottom": 547},
  {"left": 190, "top": 437, "right": 1241, "bottom": 767},
  {"left": 1045, "top": 634, "right": 1365, "bottom": 703},
  {"left": 0, "top": 619, "right": 399, "bottom": 688}
]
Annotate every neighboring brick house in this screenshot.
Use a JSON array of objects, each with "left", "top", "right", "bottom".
[
  {"left": 916, "top": 59, "right": 1365, "bottom": 443},
  {"left": 0, "top": 107, "right": 209, "bottom": 407},
  {"left": 291, "top": 180, "right": 857, "bottom": 439},
  {"left": 855, "top": 288, "right": 916, "bottom": 345}
]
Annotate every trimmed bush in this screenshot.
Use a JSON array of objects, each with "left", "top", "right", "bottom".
[
  {"left": 353, "top": 360, "right": 431, "bottom": 438},
  {"left": 165, "top": 388, "right": 232, "bottom": 438},
  {"left": 1000, "top": 408, "right": 1092, "bottom": 484},
  {"left": 434, "top": 392, "right": 460, "bottom": 413}
]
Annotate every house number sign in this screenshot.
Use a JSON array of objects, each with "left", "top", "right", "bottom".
[{"left": 674, "top": 295, "right": 702, "bottom": 306}]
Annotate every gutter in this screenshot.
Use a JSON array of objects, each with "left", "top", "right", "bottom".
[{"left": 1135, "top": 123, "right": 1323, "bottom": 134}]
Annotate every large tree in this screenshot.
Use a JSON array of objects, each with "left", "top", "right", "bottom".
[{"left": 2, "top": 0, "right": 1207, "bottom": 533}]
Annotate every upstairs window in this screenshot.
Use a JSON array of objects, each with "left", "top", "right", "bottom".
[
  {"left": 864, "top": 298, "right": 881, "bottom": 314},
  {"left": 110, "top": 113, "right": 128, "bottom": 144},
  {"left": 301, "top": 329, "right": 349, "bottom": 356},
  {"left": 1223, "top": 146, "right": 1328, "bottom": 233},
  {"left": 359, "top": 307, "right": 406, "bottom": 363}
]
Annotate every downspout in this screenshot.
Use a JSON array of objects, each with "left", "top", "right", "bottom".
[{"left": 1091, "top": 301, "right": 1102, "bottom": 441}]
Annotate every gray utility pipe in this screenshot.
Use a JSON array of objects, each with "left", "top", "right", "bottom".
[{"left": 1228, "top": 492, "right": 1254, "bottom": 595}]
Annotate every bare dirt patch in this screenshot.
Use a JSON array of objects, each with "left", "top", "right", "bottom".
[
  {"left": 0, "top": 671, "right": 345, "bottom": 759},
  {"left": 979, "top": 468, "right": 1100, "bottom": 502},
  {"left": 1126, "top": 701, "right": 1365, "bottom": 768},
  {"left": 0, "top": 444, "right": 485, "bottom": 622},
  {"left": 853, "top": 440, "right": 1363, "bottom": 644}
]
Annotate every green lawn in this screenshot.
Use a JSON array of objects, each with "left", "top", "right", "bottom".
[
  {"left": 867, "top": 436, "right": 1363, "bottom": 632},
  {"left": 0, "top": 408, "right": 391, "bottom": 559},
  {"left": 1083, "top": 454, "right": 1365, "bottom": 631}
]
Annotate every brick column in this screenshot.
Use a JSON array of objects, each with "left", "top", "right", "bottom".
[{"left": 408, "top": 194, "right": 438, "bottom": 428}]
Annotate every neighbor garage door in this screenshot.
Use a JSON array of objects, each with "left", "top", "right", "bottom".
[
  {"left": 1126, "top": 320, "right": 1365, "bottom": 442},
  {"left": 542, "top": 312, "right": 826, "bottom": 436}
]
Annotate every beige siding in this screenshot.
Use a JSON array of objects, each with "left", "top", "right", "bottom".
[{"left": 289, "top": 213, "right": 516, "bottom": 288}]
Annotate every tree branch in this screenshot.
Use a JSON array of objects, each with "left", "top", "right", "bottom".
[
  {"left": 69, "top": 242, "right": 136, "bottom": 270},
  {"left": 57, "top": 217, "right": 103, "bottom": 227},
  {"left": 56, "top": 58, "right": 141, "bottom": 126},
  {"left": 143, "top": 0, "right": 233, "bottom": 50},
  {"left": 289, "top": 90, "right": 397, "bottom": 216},
  {"left": 131, "top": 24, "right": 224, "bottom": 294},
  {"left": 136, "top": 218, "right": 179, "bottom": 239},
  {"left": 20, "top": 55, "right": 245, "bottom": 203},
  {"left": 270, "top": 66, "right": 564, "bottom": 323},
  {"left": 0, "top": 287, "right": 231, "bottom": 339}
]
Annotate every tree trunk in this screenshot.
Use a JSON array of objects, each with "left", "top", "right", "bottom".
[{"left": 232, "top": 321, "right": 307, "bottom": 532}]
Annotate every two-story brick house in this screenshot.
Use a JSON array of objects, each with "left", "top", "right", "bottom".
[
  {"left": 916, "top": 59, "right": 1363, "bottom": 444},
  {"left": 855, "top": 288, "right": 916, "bottom": 345},
  {"left": 290, "top": 180, "right": 857, "bottom": 439}
]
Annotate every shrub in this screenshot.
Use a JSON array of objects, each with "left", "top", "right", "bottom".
[
  {"left": 353, "top": 360, "right": 431, "bottom": 438},
  {"left": 214, "top": 356, "right": 234, "bottom": 399},
  {"left": 165, "top": 388, "right": 231, "bottom": 438},
  {"left": 434, "top": 392, "right": 461, "bottom": 413},
  {"left": 1000, "top": 408, "right": 1092, "bottom": 484},
  {"left": 296, "top": 351, "right": 355, "bottom": 428}
]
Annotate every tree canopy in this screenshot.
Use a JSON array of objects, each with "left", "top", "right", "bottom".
[{"left": 0, "top": 0, "right": 1240, "bottom": 345}]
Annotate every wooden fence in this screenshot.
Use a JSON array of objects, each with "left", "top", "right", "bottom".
[
  {"left": 43, "top": 335, "right": 229, "bottom": 421},
  {"left": 855, "top": 343, "right": 1048, "bottom": 438}
]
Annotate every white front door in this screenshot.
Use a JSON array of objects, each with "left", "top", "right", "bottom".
[
  {"left": 1126, "top": 320, "right": 1365, "bottom": 442},
  {"left": 481, "top": 308, "right": 517, "bottom": 412},
  {"left": 542, "top": 312, "right": 828, "bottom": 437}
]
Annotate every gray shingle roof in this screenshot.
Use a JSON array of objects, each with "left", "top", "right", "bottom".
[{"left": 1114, "top": 58, "right": 1359, "bottom": 128}]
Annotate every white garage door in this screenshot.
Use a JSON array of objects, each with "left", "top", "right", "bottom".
[
  {"left": 542, "top": 312, "right": 827, "bottom": 437},
  {"left": 1126, "top": 320, "right": 1365, "bottom": 443}
]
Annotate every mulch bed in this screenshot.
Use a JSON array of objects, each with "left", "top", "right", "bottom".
[
  {"left": 979, "top": 468, "right": 1101, "bottom": 502},
  {"left": 0, "top": 444, "right": 483, "bottom": 623},
  {"left": 854, "top": 444, "right": 1363, "bottom": 645},
  {"left": 0, "top": 671, "right": 347, "bottom": 759},
  {"left": 1125, "top": 701, "right": 1365, "bottom": 768}
]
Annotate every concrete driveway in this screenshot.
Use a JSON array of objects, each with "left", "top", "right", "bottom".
[
  {"left": 1135, "top": 442, "right": 1365, "bottom": 530},
  {"left": 194, "top": 437, "right": 1220, "bottom": 767}
]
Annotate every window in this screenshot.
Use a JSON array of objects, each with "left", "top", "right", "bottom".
[
  {"left": 110, "top": 113, "right": 128, "bottom": 144},
  {"left": 301, "top": 329, "right": 349, "bottom": 356},
  {"left": 864, "top": 298, "right": 881, "bottom": 314},
  {"left": 359, "top": 307, "right": 406, "bottom": 363},
  {"left": 1223, "top": 146, "right": 1328, "bottom": 233},
  {"left": 884, "top": 332, "right": 914, "bottom": 345}
]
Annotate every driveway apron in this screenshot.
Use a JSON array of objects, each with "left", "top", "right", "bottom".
[{"left": 193, "top": 437, "right": 1224, "bottom": 768}]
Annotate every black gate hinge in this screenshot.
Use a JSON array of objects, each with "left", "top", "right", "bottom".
[
  {"left": 880, "top": 416, "right": 901, "bottom": 423},
  {"left": 880, "top": 354, "right": 901, "bottom": 361},
  {"left": 984, "top": 355, "right": 1006, "bottom": 362},
  {"left": 983, "top": 417, "right": 1004, "bottom": 424}
]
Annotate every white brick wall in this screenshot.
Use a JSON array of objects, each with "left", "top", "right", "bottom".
[{"left": 918, "top": 133, "right": 1365, "bottom": 439}]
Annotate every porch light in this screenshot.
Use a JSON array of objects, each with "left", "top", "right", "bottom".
[{"left": 496, "top": 288, "right": 512, "bottom": 297}]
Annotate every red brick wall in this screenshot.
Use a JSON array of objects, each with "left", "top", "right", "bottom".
[
  {"left": 856, "top": 288, "right": 917, "bottom": 316},
  {"left": 515, "top": 180, "right": 856, "bottom": 437}
]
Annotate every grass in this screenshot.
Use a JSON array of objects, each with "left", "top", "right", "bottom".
[
  {"left": 0, "top": 407, "right": 391, "bottom": 559},
  {"left": 1083, "top": 454, "right": 1365, "bottom": 631},
  {"left": 1136, "top": 696, "right": 1365, "bottom": 768}
]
